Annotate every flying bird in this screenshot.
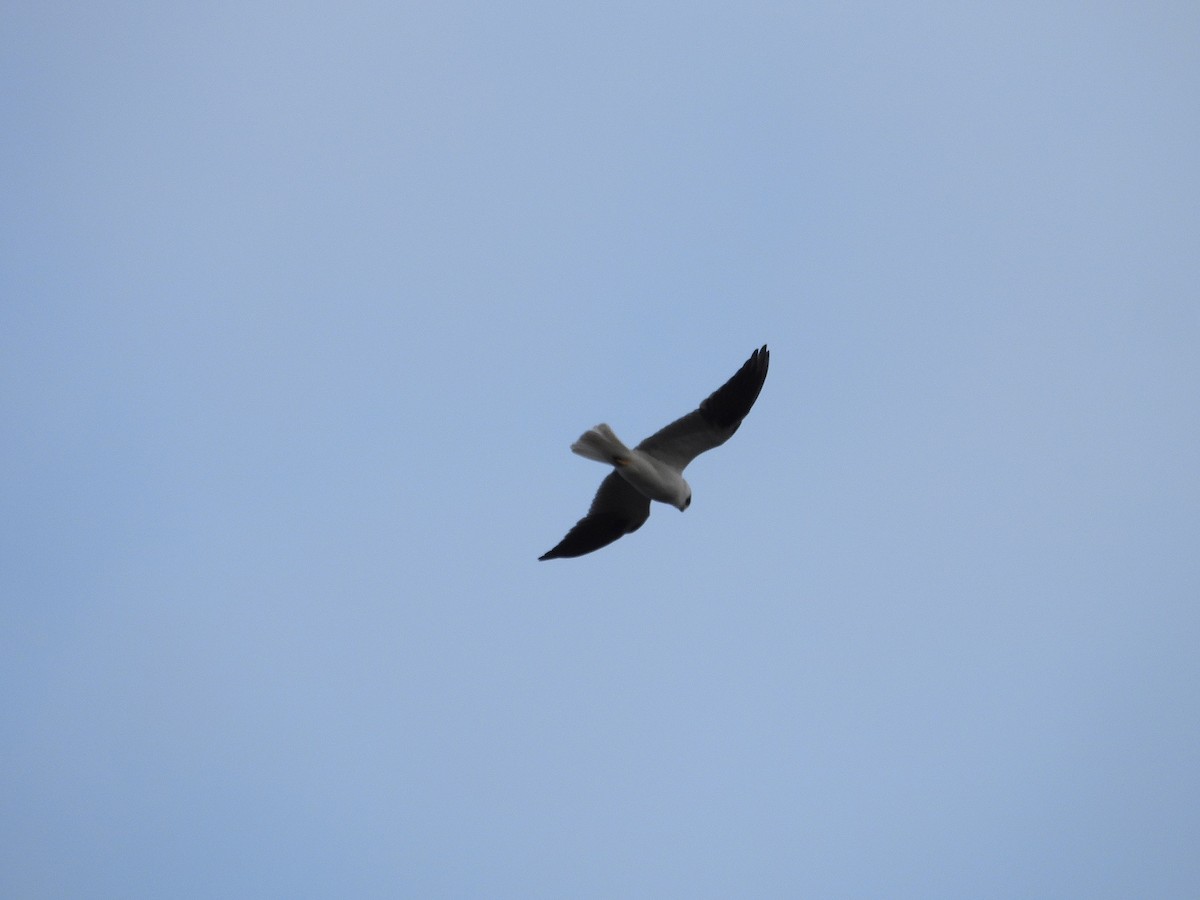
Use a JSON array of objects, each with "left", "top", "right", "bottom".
[{"left": 539, "top": 344, "right": 770, "bottom": 560}]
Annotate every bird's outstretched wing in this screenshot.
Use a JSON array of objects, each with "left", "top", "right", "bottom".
[
  {"left": 538, "top": 470, "right": 652, "bottom": 560},
  {"left": 636, "top": 345, "right": 769, "bottom": 471}
]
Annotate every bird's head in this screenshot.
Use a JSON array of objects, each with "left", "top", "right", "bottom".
[{"left": 674, "top": 484, "right": 692, "bottom": 512}]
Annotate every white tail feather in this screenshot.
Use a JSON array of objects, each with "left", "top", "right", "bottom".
[{"left": 571, "top": 423, "right": 632, "bottom": 465}]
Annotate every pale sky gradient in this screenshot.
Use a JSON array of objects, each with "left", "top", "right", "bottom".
[{"left": 3, "top": 2, "right": 1199, "bottom": 897}]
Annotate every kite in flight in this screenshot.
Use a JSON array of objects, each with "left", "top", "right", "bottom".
[{"left": 539, "top": 345, "right": 770, "bottom": 560}]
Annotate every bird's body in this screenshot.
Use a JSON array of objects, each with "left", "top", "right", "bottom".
[
  {"left": 539, "top": 345, "right": 769, "bottom": 560},
  {"left": 570, "top": 423, "right": 692, "bottom": 509}
]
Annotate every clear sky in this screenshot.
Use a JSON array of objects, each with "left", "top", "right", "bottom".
[{"left": 3, "top": 2, "right": 1198, "bottom": 897}]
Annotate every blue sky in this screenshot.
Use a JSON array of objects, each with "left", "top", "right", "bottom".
[{"left": 3, "top": 2, "right": 1198, "bottom": 896}]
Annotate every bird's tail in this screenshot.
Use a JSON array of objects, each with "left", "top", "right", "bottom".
[{"left": 571, "top": 423, "right": 633, "bottom": 466}]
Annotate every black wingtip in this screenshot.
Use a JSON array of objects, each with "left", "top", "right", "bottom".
[
  {"left": 538, "top": 510, "right": 636, "bottom": 560},
  {"left": 698, "top": 344, "right": 770, "bottom": 430}
]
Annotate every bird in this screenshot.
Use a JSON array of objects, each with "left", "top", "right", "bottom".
[{"left": 539, "top": 344, "right": 770, "bottom": 560}]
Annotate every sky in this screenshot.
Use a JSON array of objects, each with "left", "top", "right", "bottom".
[{"left": 3, "top": 2, "right": 1198, "bottom": 897}]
